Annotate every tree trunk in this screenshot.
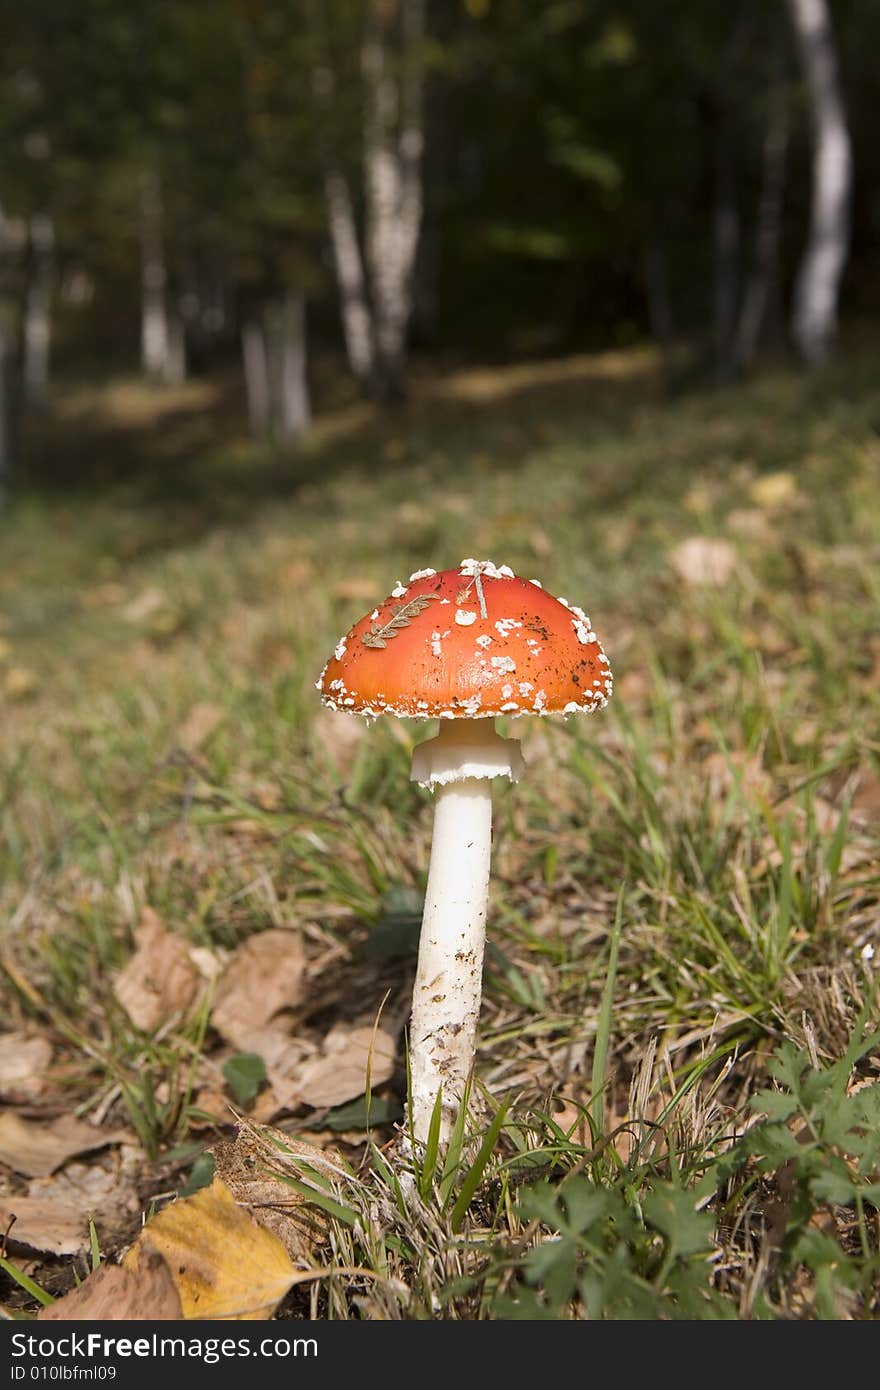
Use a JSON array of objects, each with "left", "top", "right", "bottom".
[
  {"left": 785, "top": 0, "right": 852, "bottom": 365},
  {"left": 0, "top": 204, "right": 18, "bottom": 509},
  {"left": 140, "top": 169, "right": 173, "bottom": 383},
  {"left": 165, "top": 308, "right": 187, "bottom": 386},
  {"left": 242, "top": 316, "right": 271, "bottom": 438},
  {"left": 324, "top": 167, "right": 375, "bottom": 384},
  {"left": 0, "top": 314, "right": 12, "bottom": 511},
  {"left": 274, "top": 291, "right": 311, "bottom": 443},
  {"left": 714, "top": 138, "right": 741, "bottom": 382},
  {"left": 362, "top": 0, "right": 425, "bottom": 400},
  {"left": 23, "top": 213, "right": 53, "bottom": 407},
  {"left": 642, "top": 237, "right": 675, "bottom": 347},
  {"left": 306, "top": 0, "right": 375, "bottom": 386},
  {"left": 734, "top": 34, "right": 789, "bottom": 372}
]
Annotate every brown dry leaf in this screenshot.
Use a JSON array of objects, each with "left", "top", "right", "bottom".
[
  {"left": 124, "top": 1177, "right": 296, "bottom": 1320},
  {"left": 727, "top": 507, "right": 776, "bottom": 541},
  {"left": 295, "top": 1023, "right": 396, "bottom": 1110},
  {"left": 212, "top": 1126, "right": 331, "bottom": 1262},
  {"left": 122, "top": 586, "right": 165, "bottom": 623},
  {"left": 669, "top": 537, "right": 737, "bottom": 587},
  {"left": 0, "top": 1195, "right": 87, "bottom": 1255},
  {"left": 38, "top": 1251, "right": 182, "bottom": 1321},
  {"left": 212, "top": 929, "right": 305, "bottom": 1051},
  {"left": 0, "top": 1033, "right": 52, "bottom": 1100},
  {"left": 852, "top": 767, "right": 880, "bottom": 824},
  {"left": 178, "top": 702, "right": 225, "bottom": 752},
  {"left": 313, "top": 707, "right": 365, "bottom": 774},
  {"left": 0, "top": 1112, "right": 130, "bottom": 1178},
  {"left": 114, "top": 906, "right": 200, "bottom": 1032}
]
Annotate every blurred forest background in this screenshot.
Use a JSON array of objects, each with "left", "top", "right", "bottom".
[{"left": 0, "top": 0, "right": 877, "bottom": 483}]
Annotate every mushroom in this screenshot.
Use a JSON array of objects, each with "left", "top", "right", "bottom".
[{"left": 316, "top": 559, "right": 612, "bottom": 1144}]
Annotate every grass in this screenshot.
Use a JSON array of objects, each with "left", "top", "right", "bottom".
[{"left": 1, "top": 344, "right": 879, "bottom": 1318}]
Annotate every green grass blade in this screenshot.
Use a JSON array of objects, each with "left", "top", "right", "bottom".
[
  {"left": 450, "top": 1102, "right": 509, "bottom": 1231},
  {"left": 591, "top": 886, "right": 625, "bottom": 1139}
]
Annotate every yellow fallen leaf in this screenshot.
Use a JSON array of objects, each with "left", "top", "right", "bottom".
[
  {"left": 124, "top": 1177, "right": 296, "bottom": 1320},
  {"left": 4, "top": 667, "right": 38, "bottom": 700},
  {"left": 749, "top": 470, "right": 803, "bottom": 510}
]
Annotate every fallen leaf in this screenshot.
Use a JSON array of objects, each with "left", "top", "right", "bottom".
[
  {"left": 852, "top": 768, "right": 880, "bottom": 824},
  {"left": 749, "top": 470, "right": 804, "bottom": 510},
  {"left": 0, "top": 1195, "right": 87, "bottom": 1255},
  {"left": 38, "top": 1251, "right": 182, "bottom": 1321},
  {"left": 114, "top": 906, "right": 200, "bottom": 1032},
  {"left": 124, "top": 1177, "right": 296, "bottom": 1320},
  {"left": 669, "top": 537, "right": 737, "bottom": 587},
  {"left": 0, "top": 637, "right": 10, "bottom": 660},
  {"left": 0, "top": 1033, "right": 52, "bottom": 1100},
  {"left": 212, "top": 1126, "right": 332, "bottom": 1262},
  {"left": 80, "top": 582, "right": 127, "bottom": 610},
  {"left": 0, "top": 1113, "right": 130, "bottom": 1178},
  {"left": 122, "top": 586, "right": 165, "bottom": 623},
  {"left": 727, "top": 507, "right": 776, "bottom": 541},
  {"left": 294, "top": 1023, "right": 397, "bottom": 1110},
  {"left": 212, "top": 929, "right": 305, "bottom": 1051},
  {"left": 4, "top": 667, "right": 39, "bottom": 700},
  {"left": 178, "top": 702, "right": 225, "bottom": 752}
]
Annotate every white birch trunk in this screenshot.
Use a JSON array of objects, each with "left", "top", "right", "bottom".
[
  {"left": 23, "top": 213, "right": 53, "bottom": 407},
  {"left": 165, "top": 309, "right": 187, "bottom": 386},
  {"left": 324, "top": 167, "right": 375, "bottom": 384},
  {"left": 140, "top": 169, "right": 171, "bottom": 382},
  {"left": 276, "top": 291, "right": 311, "bottom": 442},
  {"left": 734, "top": 37, "right": 789, "bottom": 371},
  {"left": 242, "top": 316, "right": 271, "bottom": 438},
  {"left": 785, "top": 0, "right": 852, "bottom": 364},
  {"left": 362, "top": 0, "right": 425, "bottom": 398}
]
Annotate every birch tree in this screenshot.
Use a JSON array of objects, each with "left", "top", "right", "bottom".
[
  {"left": 785, "top": 0, "right": 852, "bottom": 364},
  {"left": 309, "top": 0, "right": 426, "bottom": 401}
]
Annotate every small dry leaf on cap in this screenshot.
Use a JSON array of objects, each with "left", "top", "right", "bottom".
[
  {"left": 212, "top": 1125, "right": 335, "bottom": 1262},
  {"left": 123, "top": 1177, "right": 296, "bottom": 1321},
  {"left": 38, "top": 1250, "right": 182, "bottom": 1321},
  {"left": 211, "top": 929, "right": 305, "bottom": 1052},
  {"left": 669, "top": 536, "right": 737, "bottom": 587},
  {"left": 113, "top": 906, "right": 200, "bottom": 1033},
  {"left": 0, "top": 1033, "right": 53, "bottom": 1100},
  {"left": 0, "top": 1111, "right": 131, "bottom": 1178},
  {"left": 291, "top": 1023, "right": 397, "bottom": 1111}
]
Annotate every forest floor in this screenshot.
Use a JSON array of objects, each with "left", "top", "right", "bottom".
[{"left": 1, "top": 346, "right": 879, "bottom": 1320}]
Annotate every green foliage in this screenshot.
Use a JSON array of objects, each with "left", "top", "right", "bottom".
[
  {"left": 222, "top": 1052, "right": 268, "bottom": 1107},
  {"left": 496, "top": 1027, "right": 880, "bottom": 1320}
]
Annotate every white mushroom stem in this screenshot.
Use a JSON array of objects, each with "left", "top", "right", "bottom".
[{"left": 409, "top": 719, "right": 523, "bottom": 1144}]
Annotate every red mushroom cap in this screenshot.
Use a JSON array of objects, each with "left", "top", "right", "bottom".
[{"left": 317, "top": 559, "right": 613, "bottom": 721}]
